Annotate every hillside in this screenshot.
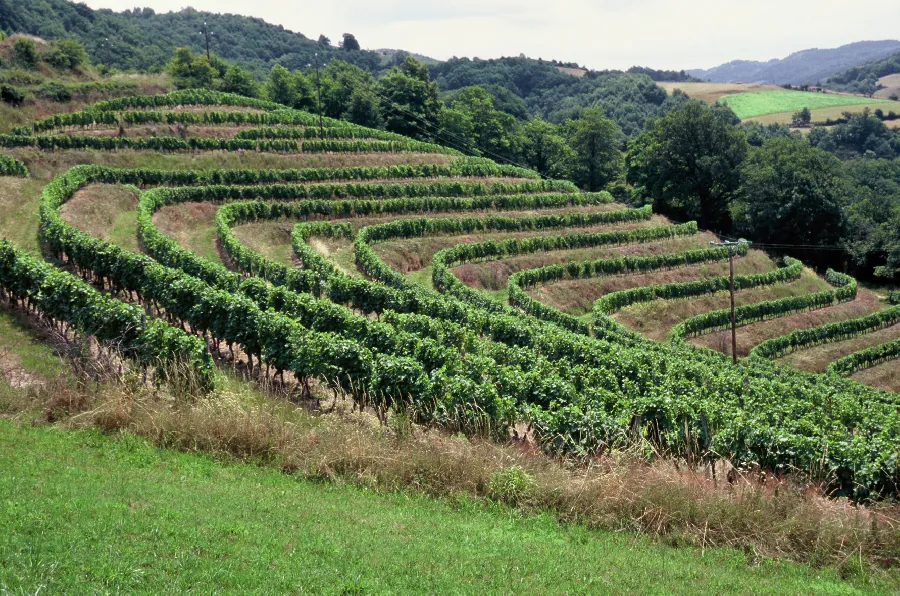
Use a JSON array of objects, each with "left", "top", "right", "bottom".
[
  {"left": 0, "top": 0, "right": 385, "bottom": 76},
  {"left": 430, "top": 56, "right": 679, "bottom": 135},
  {"left": 688, "top": 40, "right": 900, "bottom": 85},
  {"left": 826, "top": 50, "right": 900, "bottom": 96}
]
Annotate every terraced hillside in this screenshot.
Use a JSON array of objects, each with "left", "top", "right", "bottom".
[{"left": 1, "top": 90, "right": 899, "bottom": 499}]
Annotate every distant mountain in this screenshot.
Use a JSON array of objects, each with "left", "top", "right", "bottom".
[{"left": 688, "top": 40, "right": 900, "bottom": 85}]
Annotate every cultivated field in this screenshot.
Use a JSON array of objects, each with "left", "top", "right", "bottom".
[
  {"left": 719, "top": 89, "right": 895, "bottom": 119},
  {"left": 2, "top": 90, "right": 900, "bottom": 588}
]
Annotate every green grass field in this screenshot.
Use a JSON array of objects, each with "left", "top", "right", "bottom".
[
  {"left": 719, "top": 90, "right": 895, "bottom": 119},
  {"left": 0, "top": 421, "right": 891, "bottom": 594}
]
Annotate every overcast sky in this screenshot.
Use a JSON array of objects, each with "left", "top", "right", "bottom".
[{"left": 81, "top": 0, "right": 900, "bottom": 70}]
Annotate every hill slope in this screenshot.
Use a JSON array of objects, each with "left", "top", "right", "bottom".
[
  {"left": 826, "top": 50, "right": 900, "bottom": 96},
  {"left": 688, "top": 40, "right": 900, "bottom": 85},
  {"left": 0, "top": 0, "right": 384, "bottom": 76}
]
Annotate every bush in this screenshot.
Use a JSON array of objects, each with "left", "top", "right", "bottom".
[
  {"left": 13, "top": 38, "right": 38, "bottom": 68},
  {"left": 0, "top": 84, "right": 24, "bottom": 107},
  {"left": 488, "top": 466, "right": 536, "bottom": 505},
  {"left": 36, "top": 82, "right": 72, "bottom": 103},
  {"left": 45, "top": 39, "right": 87, "bottom": 70}
]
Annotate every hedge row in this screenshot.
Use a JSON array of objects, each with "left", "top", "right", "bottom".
[
  {"left": 0, "top": 240, "right": 215, "bottom": 390},
  {"left": 508, "top": 245, "right": 744, "bottom": 336},
  {"left": 427, "top": 220, "right": 698, "bottom": 317},
  {"left": 0, "top": 153, "right": 28, "bottom": 177},
  {"left": 670, "top": 267, "right": 858, "bottom": 343},
  {"left": 3, "top": 134, "right": 461, "bottom": 156},
  {"left": 751, "top": 305, "right": 900, "bottom": 360},
  {"left": 234, "top": 125, "right": 407, "bottom": 142},
  {"left": 829, "top": 338, "right": 900, "bottom": 377},
  {"left": 594, "top": 256, "right": 803, "bottom": 315}
]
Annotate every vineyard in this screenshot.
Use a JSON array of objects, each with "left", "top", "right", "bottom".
[{"left": 3, "top": 89, "right": 900, "bottom": 499}]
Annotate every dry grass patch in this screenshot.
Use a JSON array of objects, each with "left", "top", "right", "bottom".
[
  {"left": 657, "top": 82, "right": 781, "bottom": 104},
  {"left": 874, "top": 74, "right": 900, "bottom": 99},
  {"left": 614, "top": 268, "right": 830, "bottom": 342},
  {"left": 851, "top": 358, "right": 900, "bottom": 392},
  {"left": 60, "top": 183, "right": 141, "bottom": 252},
  {"left": 153, "top": 202, "right": 221, "bottom": 264}
]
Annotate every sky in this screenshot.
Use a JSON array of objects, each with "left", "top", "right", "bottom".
[{"left": 81, "top": 0, "right": 900, "bottom": 71}]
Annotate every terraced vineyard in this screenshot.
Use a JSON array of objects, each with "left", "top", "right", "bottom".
[{"left": 2, "top": 90, "right": 900, "bottom": 498}]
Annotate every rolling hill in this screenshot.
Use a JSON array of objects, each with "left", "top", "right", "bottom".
[{"left": 688, "top": 40, "right": 900, "bottom": 85}]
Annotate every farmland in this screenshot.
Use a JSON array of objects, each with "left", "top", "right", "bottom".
[
  {"left": 717, "top": 89, "right": 894, "bottom": 119},
  {"left": 2, "top": 88, "right": 900, "bottom": 589},
  {"left": 656, "top": 83, "right": 900, "bottom": 125}
]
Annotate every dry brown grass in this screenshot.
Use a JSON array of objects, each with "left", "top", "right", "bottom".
[
  {"left": 153, "top": 202, "right": 222, "bottom": 264},
  {"left": 692, "top": 287, "right": 885, "bottom": 359},
  {"left": 874, "top": 74, "right": 900, "bottom": 100},
  {"left": 527, "top": 249, "right": 773, "bottom": 315},
  {"left": 852, "top": 359, "right": 900, "bottom": 392},
  {"left": 3, "top": 376, "right": 899, "bottom": 574},
  {"left": 60, "top": 183, "right": 141, "bottom": 252},
  {"left": 656, "top": 82, "right": 782, "bottom": 104}
]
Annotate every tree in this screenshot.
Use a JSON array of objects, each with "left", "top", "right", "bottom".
[
  {"left": 317, "top": 34, "right": 331, "bottom": 46},
  {"left": 563, "top": 108, "right": 624, "bottom": 192},
  {"left": 167, "top": 47, "right": 217, "bottom": 90},
  {"left": 627, "top": 100, "right": 748, "bottom": 231},
  {"left": 378, "top": 56, "right": 441, "bottom": 139},
  {"left": 521, "top": 118, "right": 574, "bottom": 179},
  {"left": 732, "top": 137, "right": 844, "bottom": 247},
  {"left": 791, "top": 107, "right": 812, "bottom": 128},
  {"left": 341, "top": 33, "right": 360, "bottom": 51},
  {"left": 265, "top": 64, "right": 296, "bottom": 107},
  {"left": 446, "top": 86, "right": 523, "bottom": 161},
  {"left": 222, "top": 64, "right": 258, "bottom": 97}
]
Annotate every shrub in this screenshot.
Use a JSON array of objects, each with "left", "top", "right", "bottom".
[
  {"left": 36, "top": 82, "right": 72, "bottom": 103},
  {"left": 45, "top": 39, "right": 87, "bottom": 70},
  {"left": 13, "top": 38, "right": 38, "bottom": 68},
  {"left": 488, "top": 466, "right": 536, "bottom": 506},
  {"left": 0, "top": 84, "right": 24, "bottom": 107}
]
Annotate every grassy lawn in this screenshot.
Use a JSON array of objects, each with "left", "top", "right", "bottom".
[
  {"left": 0, "top": 420, "right": 891, "bottom": 594},
  {"left": 719, "top": 90, "right": 895, "bottom": 119}
]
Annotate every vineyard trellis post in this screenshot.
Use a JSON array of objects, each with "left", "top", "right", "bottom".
[{"left": 711, "top": 239, "right": 751, "bottom": 364}]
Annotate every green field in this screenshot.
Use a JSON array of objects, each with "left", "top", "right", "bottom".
[
  {"left": 719, "top": 90, "right": 894, "bottom": 119},
  {"left": 0, "top": 421, "right": 891, "bottom": 594}
]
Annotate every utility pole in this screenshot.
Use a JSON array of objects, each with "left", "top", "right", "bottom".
[
  {"left": 710, "top": 239, "right": 751, "bottom": 364},
  {"left": 200, "top": 22, "right": 213, "bottom": 61},
  {"left": 314, "top": 52, "right": 324, "bottom": 139}
]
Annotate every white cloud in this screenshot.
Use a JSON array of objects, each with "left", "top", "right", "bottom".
[{"left": 82, "top": 0, "right": 900, "bottom": 70}]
